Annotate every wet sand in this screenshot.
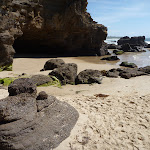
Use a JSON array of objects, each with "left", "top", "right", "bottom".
[{"left": 0, "top": 56, "right": 150, "bottom": 150}]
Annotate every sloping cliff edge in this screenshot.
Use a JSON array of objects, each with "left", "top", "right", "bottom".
[{"left": 0, "top": 0, "right": 107, "bottom": 67}]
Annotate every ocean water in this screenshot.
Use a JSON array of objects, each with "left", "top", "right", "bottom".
[{"left": 104, "top": 37, "right": 150, "bottom": 67}]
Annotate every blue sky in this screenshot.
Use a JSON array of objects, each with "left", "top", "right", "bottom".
[{"left": 87, "top": 0, "right": 150, "bottom": 37}]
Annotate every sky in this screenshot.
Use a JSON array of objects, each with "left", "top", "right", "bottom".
[{"left": 87, "top": 0, "right": 150, "bottom": 37}]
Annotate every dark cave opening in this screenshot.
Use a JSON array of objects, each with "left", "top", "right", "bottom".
[{"left": 13, "top": 38, "right": 68, "bottom": 58}]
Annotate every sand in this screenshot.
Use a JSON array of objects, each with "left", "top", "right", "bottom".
[{"left": 0, "top": 57, "right": 150, "bottom": 150}]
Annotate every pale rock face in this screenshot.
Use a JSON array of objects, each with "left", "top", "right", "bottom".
[{"left": 0, "top": 0, "right": 107, "bottom": 67}]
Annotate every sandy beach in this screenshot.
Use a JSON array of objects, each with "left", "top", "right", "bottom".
[{"left": 0, "top": 57, "right": 150, "bottom": 150}]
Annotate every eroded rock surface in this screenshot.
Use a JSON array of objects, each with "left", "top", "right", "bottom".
[
  {"left": 118, "top": 36, "right": 147, "bottom": 46},
  {"left": 76, "top": 69, "right": 103, "bottom": 84},
  {"left": 0, "top": 0, "right": 107, "bottom": 67},
  {"left": 49, "top": 63, "right": 78, "bottom": 85},
  {"left": 0, "top": 78, "right": 79, "bottom": 150}
]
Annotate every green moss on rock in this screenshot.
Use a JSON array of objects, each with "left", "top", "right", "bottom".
[
  {"left": 113, "top": 50, "right": 124, "bottom": 55},
  {"left": 0, "top": 65, "right": 13, "bottom": 72},
  {"left": 38, "top": 76, "right": 61, "bottom": 88},
  {"left": 0, "top": 77, "right": 16, "bottom": 86}
]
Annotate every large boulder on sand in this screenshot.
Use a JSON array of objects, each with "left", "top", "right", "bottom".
[
  {"left": 76, "top": 69, "right": 103, "bottom": 84},
  {"left": 0, "top": 78, "right": 79, "bottom": 150},
  {"left": 43, "top": 59, "right": 65, "bottom": 71},
  {"left": 8, "top": 78, "right": 37, "bottom": 96},
  {"left": 106, "top": 69, "right": 120, "bottom": 78},
  {"left": 49, "top": 63, "right": 78, "bottom": 85}
]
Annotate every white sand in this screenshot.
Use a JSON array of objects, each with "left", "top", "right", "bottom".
[{"left": 0, "top": 57, "right": 150, "bottom": 149}]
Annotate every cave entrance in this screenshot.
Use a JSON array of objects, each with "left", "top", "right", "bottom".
[{"left": 13, "top": 37, "right": 66, "bottom": 58}]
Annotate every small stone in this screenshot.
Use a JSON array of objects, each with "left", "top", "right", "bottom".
[{"left": 36, "top": 91, "right": 48, "bottom": 100}]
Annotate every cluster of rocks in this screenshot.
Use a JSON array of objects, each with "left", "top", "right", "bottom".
[
  {"left": 105, "top": 66, "right": 150, "bottom": 79},
  {"left": 107, "top": 36, "right": 148, "bottom": 53},
  {"left": 41, "top": 59, "right": 103, "bottom": 85},
  {"left": 0, "top": 0, "right": 108, "bottom": 68},
  {"left": 0, "top": 78, "right": 79, "bottom": 150}
]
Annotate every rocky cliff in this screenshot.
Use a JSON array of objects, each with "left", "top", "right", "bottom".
[{"left": 0, "top": 0, "right": 107, "bottom": 67}]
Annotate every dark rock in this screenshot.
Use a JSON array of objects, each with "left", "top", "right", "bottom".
[
  {"left": 0, "top": 78, "right": 79, "bottom": 150},
  {"left": 36, "top": 91, "right": 48, "bottom": 100},
  {"left": 49, "top": 63, "right": 78, "bottom": 85},
  {"left": 99, "top": 42, "right": 109, "bottom": 56},
  {"left": 113, "top": 49, "right": 124, "bottom": 55},
  {"left": 22, "top": 73, "right": 26, "bottom": 76},
  {"left": 120, "top": 43, "right": 137, "bottom": 52},
  {"left": 138, "top": 66, "right": 150, "bottom": 74},
  {"left": 130, "top": 45, "right": 147, "bottom": 52},
  {"left": 76, "top": 69, "right": 103, "bottom": 84},
  {"left": 0, "top": 0, "right": 107, "bottom": 68},
  {"left": 43, "top": 59, "right": 65, "bottom": 71},
  {"left": 107, "top": 44, "right": 121, "bottom": 49},
  {"left": 101, "top": 56, "right": 120, "bottom": 61},
  {"left": 0, "top": 31, "right": 16, "bottom": 67},
  {"left": 118, "top": 36, "right": 147, "bottom": 46},
  {"left": 107, "top": 44, "right": 117, "bottom": 49},
  {"left": 120, "top": 62, "right": 137, "bottom": 68},
  {"left": 119, "top": 72, "right": 132, "bottom": 79},
  {"left": 0, "top": 93, "right": 37, "bottom": 123},
  {"left": 119, "top": 68, "right": 147, "bottom": 79},
  {"left": 40, "top": 69, "right": 45, "bottom": 72},
  {"left": 30, "top": 74, "right": 52, "bottom": 86},
  {"left": 8, "top": 78, "right": 37, "bottom": 96},
  {"left": 146, "top": 44, "right": 150, "bottom": 48},
  {"left": 105, "top": 67, "right": 148, "bottom": 79},
  {"left": 106, "top": 69, "right": 119, "bottom": 78}
]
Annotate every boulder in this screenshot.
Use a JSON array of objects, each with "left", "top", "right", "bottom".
[
  {"left": 118, "top": 36, "right": 147, "bottom": 46},
  {"left": 43, "top": 59, "right": 65, "bottom": 71},
  {"left": 76, "top": 69, "right": 103, "bottom": 84},
  {"left": 107, "top": 44, "right": 117, "bottom": 49},
  {"left": 106, "top": 69, "right": 119, "bottom": 78},
  {"left": 119, "top": 68, "right": 147, "bottom": 79},
  {"left": 0, "top": 78, "right": 79, "bottom": 150},
  {"left": 107, "top": 44, "right": 121, "bottom": 49},
  {"left": 120, "top": 62, "right": 137, "bottom": 68},
  {"left": 120, "top": 43, "right": 137, "bottom": 52},
  {"left": 105, "top": 68, "right": 148, "bottom": 79},
  {"left": 30, "top": 74, "right": 52, "bottom": 86},
  {"left": 138, "top": 66, "right": 150, "bottom": 74},
  {"left": 49, "top": 63, "right": 78, "bottom": 85},
  {"left": 99, "top": 42, "right": 109, "bottom": 56},
  {"left": 101, "top": 56, "right": 120, "bottom": 61},
  {"left": 130, "top": 45, "right": 146, "bottom": 52},
  {"left": 8, "top": 78, "right": 37, "bottom": 96}
]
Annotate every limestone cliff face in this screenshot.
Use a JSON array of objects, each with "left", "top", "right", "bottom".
[{"left": 0, "top": 0, "right": 107, "bottom": 67}]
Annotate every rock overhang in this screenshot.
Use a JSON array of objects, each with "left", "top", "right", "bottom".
[{"left": 0, "top": 0, "right": 108, "bottom": 67}]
